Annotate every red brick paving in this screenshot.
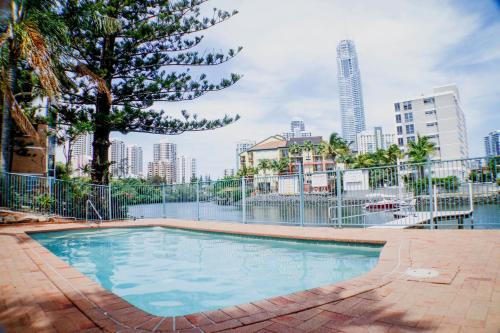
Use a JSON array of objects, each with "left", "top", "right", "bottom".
[{"left": 0, "top": 219, "right": 499, "bottom": 332}]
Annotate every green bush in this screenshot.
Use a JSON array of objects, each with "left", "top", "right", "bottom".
[{"left": 408, "top": 176, "right": 460, "bottom": 195}]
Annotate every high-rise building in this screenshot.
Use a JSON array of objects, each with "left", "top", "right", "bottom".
[
  {"left": 235, "top": 140, "right": 256, "bottom": 170},
  {"left": 126, "top": 145, "right": 143, "bottom": 177},
  {"left": 152, "top": 140, "right": 177, "bottom": 182},
  {"left": 147, "top": 160, "right": 176, "bottom": 183},
  {"left": 73, "top": 133, "right": 93, "bottom": 157},
  {"left": 336, "top": 40, "right": 366, "bottom": 151},
  {"left": 394, "top": 84, "right": 469, "bottom": 161},
  {"left": 357, "top": 127, "right": 396, "bottom": 154},
  {"left": 109, "top": 139, "right": 126, "bottom": 178},
  {"left": 176, "top": 156, "right": 197, "bottom": 184},
  {"left": 153, "top": 140, "right": 177, "bottom": 162},
  {"left": 281, "top": 119, "right": 312, "bottom": 140},
  {"left": 484, "top": 130, "right": 500, "bottom": 157}
]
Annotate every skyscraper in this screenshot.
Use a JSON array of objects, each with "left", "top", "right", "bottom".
[
  {"left": 153, "top": 140, "right": 177, "bottom": 162},
  {"left": 176, "top": 156, "right": 197, "bottom": 184},
  {"left": 126, "top": 145, "right": 143, "bottom": 177},
  {"left": 109, "top": 139, "right": 126, "bottom": 178},
  {"left": 336, "top": 40, "right": 366, "bottom": 151},
  {"left": 484, "top": 130, "right": 500, "bottom": 157},
  {"left": 71, "top": 133, "right": 93, "bottom": 177}
]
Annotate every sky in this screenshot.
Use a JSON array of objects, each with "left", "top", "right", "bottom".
[{"left": 103, "top": 0, "right": 500, "bottom": 179}]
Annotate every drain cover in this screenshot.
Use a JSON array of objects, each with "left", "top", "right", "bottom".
[{"left": 405, "top": 268, "right": 439, "bottom": 278}]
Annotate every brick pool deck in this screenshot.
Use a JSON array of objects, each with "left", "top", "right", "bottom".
[{"left": 0, "top": 220, "right": 499, "bottom": 333}]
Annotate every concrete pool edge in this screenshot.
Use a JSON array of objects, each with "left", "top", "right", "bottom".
[
  {"left": 2, "top": 219, "right": 499, "bottom": 332},
  {"left": 13, "top": 220, "right": 404, "bottom": 332}
]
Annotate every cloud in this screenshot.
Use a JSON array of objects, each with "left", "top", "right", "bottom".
[{"left": 106, "top": 0, "right": 500, "bottom": 178}]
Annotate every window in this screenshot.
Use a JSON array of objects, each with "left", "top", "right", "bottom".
[
  {"left": 398, "top": 138, "right": 404, "bottom": 146},
  {"left": 403, "top": 101, "right": 412, "bottom": 110},
  {"left": 395, "top": 114, "right": 401, "bottom": 123},
  {"left": 426, "top": 122, "right": 438, "bottom": 127},
  {"left": 423, "top": 97, "right": 435, "bottom": 104},
  {"left": 426, "top": 134, "right": 439, "bottom": 139},
  {"left": 397, "top": 126, "right": 403, "bottom": 135},
  {"left": 394, "top": 103, "right": 400, "bottom": 112},
  {"left": 425, "top": 110, "right": 436, "bottom": 115},
  {"left": 407, "top": 136, "right": 416, "bottom": 143},
  {"left": 404, "top": 112, "right": 413, "bottom": 122},
  {"left": 405, "top": 124, "right": 414, "bottom": 134}
]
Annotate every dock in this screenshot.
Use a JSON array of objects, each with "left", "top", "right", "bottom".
[{"left": 368, "top": 210, "right": 474, "bottom": 229}]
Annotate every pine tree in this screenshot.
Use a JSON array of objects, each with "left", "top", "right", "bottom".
[{"left": 58, "top": 0, "right": 242, "bottom": 184}]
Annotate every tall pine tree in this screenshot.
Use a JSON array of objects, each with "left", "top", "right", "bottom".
[{"left": 58, "top": 0, "right": 242, "bottom": 184}]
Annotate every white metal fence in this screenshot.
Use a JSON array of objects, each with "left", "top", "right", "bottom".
[{"left": 1, "top": 157, "right": 499, "bottom": 229}]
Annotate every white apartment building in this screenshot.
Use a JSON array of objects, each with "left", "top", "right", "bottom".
[
  {"left": 394, "top": 84, "right": 469, "bottom": 161},
  {"left": 235, "top": 140, "right": 256, "bottom": 170},
  {"left": 126, "top": 145, "right": 143, "bottom": 177},
  {"left": 153, "top": 140, "right": 177, "bottom": 162},
  {"left": 72, "top": 133, "right": 93, "bottom": 157},
  {"left": 176, "top": 156, "right": 197, "bottom": 184},
  {"left": 484, "top": 130, "right": 500, "bottom": 157},
  {"left": 147, "top": 160, "right": 176, "bottom": 183},
  {"left": 356, "top": 127, "right": 396, "bottom": 154},
  {"left": 109, "top": 139, "right": 126, "bottom": 178}
]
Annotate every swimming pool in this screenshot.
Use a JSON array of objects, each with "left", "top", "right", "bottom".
[{"left": 31, "top": 227, "right": 381, "bottom": 317}]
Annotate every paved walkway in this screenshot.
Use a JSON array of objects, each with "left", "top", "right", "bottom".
[{"left": 0, "top": 219, "right": 499, "bottom": 332}]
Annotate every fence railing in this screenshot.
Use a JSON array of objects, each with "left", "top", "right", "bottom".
[{"left": 1, "top": 156, "right": 499, "bottom": 229}]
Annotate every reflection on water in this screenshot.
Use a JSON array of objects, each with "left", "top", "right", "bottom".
[
  {"left": 32, "top": 227, "right": 381, "bottom": 316},
  {"left": 128, "top": 202, "right": 500, "bottom": 229}
]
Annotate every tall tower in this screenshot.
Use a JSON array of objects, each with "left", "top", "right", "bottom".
[
  {"left": 336, "top": 40, "right": 366, "bottom": 151},
  {"left": 109, "top": 139, "right": 126, "bottom": 178},
  {"left": 126, "top": 145, "right": 143, "bottom": 177}
]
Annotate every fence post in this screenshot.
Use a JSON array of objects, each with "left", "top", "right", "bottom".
[
  {"left": 162, "top": 184, "right": 166, "bottom": 218},
  {"left": 108, "top": 183, "right": 112, "bottom": 220},
  {"left": 335, "top": 167, "right": 342, "bottom": 228},
  {"left": 299, "top": 163, "right": 305, "bottom": 227},
  {"left": 241, "top": 177, "right": 247, "bottom": 224},
  {"left": 196, "top": 181, "right": 200, "bottom": 221},
  {"left": 426, "top": 159, "right": 434, "bottom": 229}
]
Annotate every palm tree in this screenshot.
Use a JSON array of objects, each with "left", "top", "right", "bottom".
[
  {"left": 0, "top": 0, "right": 68, "bottom": 172},
  {"left": 352, "top": 153, "right": 375, "bottom": 169},
  {"left": 257, "top": 159, "right": 272, "bottom": 175},
  {"left": 288, "top": 143, "right": 302, "bottom": 156},
  {"left": 407, "top": 135, "right": 436, "bottom": 163},
  {"left": 386, "top": 144, "right": 404, "bottom": 165},
  {"left": 270, "top": 157, "right": 290, "bottom": 175},
  {"left": 407, "top": 135, "right": 436, "bottom": 178},
  {"left": 318, "top": 132, "right": 351, "bottom": 165},
  {"left": 302, "top": 140, "right": 314, "bottom": 160}
]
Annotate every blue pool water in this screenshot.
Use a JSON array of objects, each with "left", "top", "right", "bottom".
[{"left": 31, "top": 227, "right": 381, "bottom": 316}]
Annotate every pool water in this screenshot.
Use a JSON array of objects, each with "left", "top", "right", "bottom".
[{"left": 31, "top": 227, "right": 381, "bottom": 316}]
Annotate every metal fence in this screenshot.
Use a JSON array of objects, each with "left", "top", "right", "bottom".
[{"left": 1, "top": 156, "right": 499, "bottom": 229}]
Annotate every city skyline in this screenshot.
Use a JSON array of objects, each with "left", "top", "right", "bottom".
[{"left": 59, "top": 0, "right": 500, "bottom": 178}]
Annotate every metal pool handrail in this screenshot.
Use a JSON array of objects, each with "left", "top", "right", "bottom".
[{"left": 86, "top": 199, "right": 103, "bottom": 225}]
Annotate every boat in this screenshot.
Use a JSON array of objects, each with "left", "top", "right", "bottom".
[{"left": 364, "top": 194, "right": 415, "bottom": 212}]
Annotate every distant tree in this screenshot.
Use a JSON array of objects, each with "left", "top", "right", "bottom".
[
  {"left": 352, "top": 153, "right": 375, "bottom": 169},
  {"left": 257, "top": 159, "right": 272, "bottom": 175},
  {"left": 318, "top": 132, "right": 350, "bottom": 164},
  {"left": 270, "top": 157, "right": 290, "bottom": 174},
  {"left": 58, "top": 0, "right": 242, "bottom": 184},
  {"left": 288, "top": 143, "right": 302, "bottom": 156}
]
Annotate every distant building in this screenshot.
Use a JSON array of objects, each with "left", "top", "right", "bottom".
[
  {"left": 223, "top": 168, "right": 235, "bottom": 178},
  {"left": 235, "top": 140, "right": 256, "bottom": 170},
  {"left": 356, "top": 127, "right": 396, "bottom": 154},
  {"left": 337, "top": 40, "right": 366, "bottom": 151},
  {"left": 71, "top": 155, "right": 91, "bottom": 177},
  {"left": 484, "top": 130, "right": 500, "bottom": 157},
  {"left": 153, "top": 140, "right": 177, "bottom": 182},
  {"left": 109, "top": 139, "right": 126, "bottom": 178},
  {"left": 126, "top": 145, "right": 143, "bottom": 177},
  {"left": 394, "top": 84, "right": 468, "bottom": 161},
  {"left": 176, "top": 156, "right": 197, "bottom": 183},
  {"left": 281, "top": 119, "right": 312, "bottom": 140},
  {"left": 147, "top": 160, "right": 176, "bottom": 183},
  {"left": 73, "top": 133, "right": 93, "bottom": 157}
]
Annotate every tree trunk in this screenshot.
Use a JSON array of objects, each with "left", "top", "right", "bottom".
[
  {"left": 1, "top": 40, "right": 16, "bottom": 174},
  {"left": 91, "top": 35, "right": 115, "bottom": 184},
  {"left": 91, "top": 93, "right": 112, "bottom": 184}
]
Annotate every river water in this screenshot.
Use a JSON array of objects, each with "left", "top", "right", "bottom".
[{"left": 128, "top": 201, "right": 500, "bottom": 229}]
